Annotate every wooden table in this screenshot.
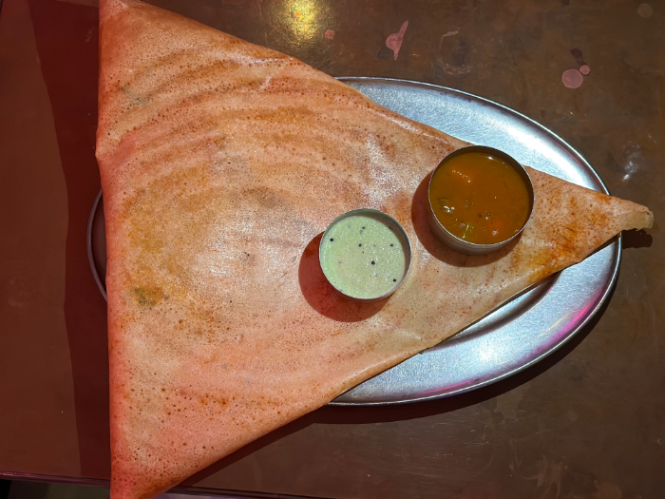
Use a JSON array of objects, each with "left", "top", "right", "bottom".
[{"left": 1, "top": 0, "right": 662, "bottom": 497}]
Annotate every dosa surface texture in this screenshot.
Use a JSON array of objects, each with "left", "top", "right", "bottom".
[{"left": 96, "top": 1, "right": 653, "bottom": 498}]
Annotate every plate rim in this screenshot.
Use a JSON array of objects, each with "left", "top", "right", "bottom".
[{"left": 87, "top": 189, "right": 106, "bottom": 301}]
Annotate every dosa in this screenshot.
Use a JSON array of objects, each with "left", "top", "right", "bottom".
[{"left": 96, "top": 1, "right": 653, "bottom": 498}]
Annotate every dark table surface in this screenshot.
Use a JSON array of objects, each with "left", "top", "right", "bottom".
[{"left": 0, "top": 0, "right": 662, "bottom": 497}]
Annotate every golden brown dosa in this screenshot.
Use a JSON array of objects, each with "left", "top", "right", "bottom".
[{"left": 96, "top": 1, "right": 653, "bottom": 498}]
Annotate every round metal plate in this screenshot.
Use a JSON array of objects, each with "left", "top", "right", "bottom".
[{"left": 87, "top": 78, "right": 620, "bottom": 406}]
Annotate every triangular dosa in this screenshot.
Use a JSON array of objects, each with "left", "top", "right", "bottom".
[{"left": 96, "top": 1, "right": 653, "bottom": 498}]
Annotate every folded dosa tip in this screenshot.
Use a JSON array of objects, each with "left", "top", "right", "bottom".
[{"left": 630, "top": 208, "right": 654, "bottom": 231}]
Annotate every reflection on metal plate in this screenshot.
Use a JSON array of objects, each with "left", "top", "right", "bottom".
[{"left": 87, "top": 78, "right": 619, "bottom": 406}]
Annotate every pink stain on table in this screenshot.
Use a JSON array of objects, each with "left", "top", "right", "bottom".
[
  {"left": 386, "top": 21, "right": 408, "bottom": 61},
  {"left": 324, "top": 29, "right": 335, "bottom": 40},
  {"left": 562, "top": 68, "right": 583, "bottom": 89},
  {"left": 579, "top": 64, "right": 590, "bottom": 75}
]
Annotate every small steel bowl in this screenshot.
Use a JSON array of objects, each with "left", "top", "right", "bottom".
[
  {"left": 427, "top": 145, "right": 535, "bottom": 255},
  {"left": 319, "top": 208, "right": 412, "bottom": 302}
]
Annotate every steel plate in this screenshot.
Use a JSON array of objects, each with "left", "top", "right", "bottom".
[{"left": 87, "top": 78, "right": 619, "bottom": 406}]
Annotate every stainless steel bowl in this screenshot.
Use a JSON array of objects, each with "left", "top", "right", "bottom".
[
  {"left": 427, "top": 145, "right": 535, "bottom": 255},
  {"left": 319, "top": 208, "right": 412, "bottom": 302}
]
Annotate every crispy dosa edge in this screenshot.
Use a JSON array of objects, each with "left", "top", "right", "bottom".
[{"left": 97, "top": 1, "right": 653, "bottom": 498}]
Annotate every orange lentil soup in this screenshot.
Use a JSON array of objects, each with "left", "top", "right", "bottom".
[{"left": 429, "top": 152, "right": 530, "bottom": 245}]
